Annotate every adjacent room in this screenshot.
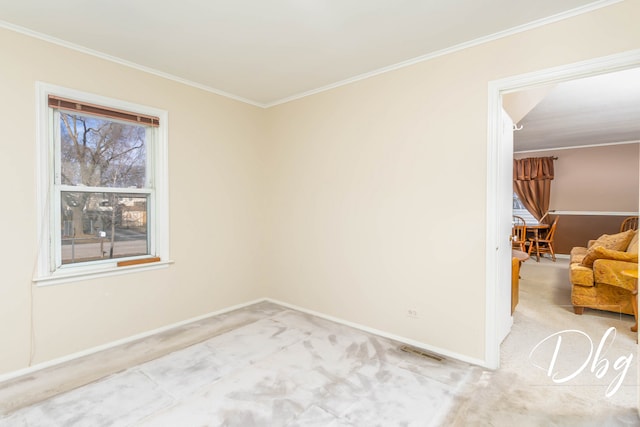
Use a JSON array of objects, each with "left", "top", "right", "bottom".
[
  {"left": 0, "top": 0, "right": 639, "bottom": 425},
  {"left": 506, "top": 68, "right": 640, "bottom": 324},
  {"left": 496, "top": 67, "right": 640, "bottom": 425}
]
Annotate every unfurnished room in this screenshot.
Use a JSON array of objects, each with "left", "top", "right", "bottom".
[{"left": 1, "top": 1, "right": 640, "bottom": 426}]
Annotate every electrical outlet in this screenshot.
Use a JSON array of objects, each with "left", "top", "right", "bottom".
[{"left": 407, "top": 309, "right": 419, "bottom": 318}]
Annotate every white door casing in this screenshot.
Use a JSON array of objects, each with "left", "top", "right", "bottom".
[
  {"left": 485, "top": 48, "right": 640, "bottom": 370},
  {"left": 497, "top": 109, "right": 514, "bottom": 345}
]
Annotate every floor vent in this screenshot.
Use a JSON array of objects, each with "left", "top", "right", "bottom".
[{"left": 399, "top": 345, "right": 444, "bottom": 361}]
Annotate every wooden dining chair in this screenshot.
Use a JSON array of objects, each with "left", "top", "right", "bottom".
[
  {"left": 511, "top": 215, "right": 527, "bottom": 252},
  {"left": 620, "top": 216, "right": 638, "bottom": 232},
  {"left": 527, "top": 216, "right": 559, "bottom": 262}
]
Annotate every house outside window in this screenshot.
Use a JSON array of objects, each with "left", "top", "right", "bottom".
[{"left": 35, "top": 84, "right": 169, "bottom": 285}]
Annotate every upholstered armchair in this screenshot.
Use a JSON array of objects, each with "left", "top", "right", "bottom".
[{"left": 569, "top": 229, "right": 638, "bottom": 316}]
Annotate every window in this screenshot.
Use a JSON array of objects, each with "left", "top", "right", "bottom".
[
  {"left": 513, "top": 192, "right": 538, "bottom": 225},
  {"left": 35, "top": 84, "right": 169, "bottom": 285}
]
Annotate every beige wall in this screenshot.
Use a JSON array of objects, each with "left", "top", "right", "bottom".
[
  {"left": 0, "top": 28, "right": 266, "bottom": 374},
  {"left": 264, "top": 1, "right": 640, "bottom": 361},
  {"left": 517, "top": 144, "right": 640, "bottom": 212},
  {"left": 1, "top": 0, "right": 639, "bottom": 376},
  {"left": 515, "top": 144, "right": 639, "bottom": 253},
  {"left": 514, "top": 144, "right": 640, "bottom": 212}
]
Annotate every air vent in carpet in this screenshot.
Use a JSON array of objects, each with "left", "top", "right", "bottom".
[{"left": 399, "top": 345, "right": 444, "bottom": 361}]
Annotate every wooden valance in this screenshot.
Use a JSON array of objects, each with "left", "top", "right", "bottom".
[
  {"left": 48, "top": 95, "right": 159, "bottom": 127},
  {"left": 513, "top": 157, "right": 556, "bottom": 181}
]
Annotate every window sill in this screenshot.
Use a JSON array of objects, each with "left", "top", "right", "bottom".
[{"left": 33, "top": 259, "right": 174, "bottom": 287}]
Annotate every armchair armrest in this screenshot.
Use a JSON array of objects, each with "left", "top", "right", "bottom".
[{"left": 593, "top": 259, "right": 638, "bottom": 292}]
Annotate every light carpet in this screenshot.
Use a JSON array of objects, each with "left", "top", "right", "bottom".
[
  {"left": 0, "top": 303, "right": 480, "bottom": 427},
  {"left": 445, "top": 257, "right": 639, "bottom": 426},
  {"left": 1, "top": 258, "right": 639, "bottom": 426}
]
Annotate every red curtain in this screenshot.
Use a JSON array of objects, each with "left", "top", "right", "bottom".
[{"left": 513, "top": 157, "right": 555, "bottom": 223}]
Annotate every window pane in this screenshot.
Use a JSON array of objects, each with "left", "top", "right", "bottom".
[
  {"left": 61, "top": 192, "right": 149, "bottom": 264},
  {"left": 59, "top": 112, "right": 147, "bottom": 188},
  {"left": 513, "top": 192, "right": 538, "bottom": 225},
  {"left": 513, "top": 192, "right": 525, "bottom": 210}
]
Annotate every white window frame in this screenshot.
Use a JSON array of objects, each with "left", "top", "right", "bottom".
[{"left": 34, "top": 83, "right": 170, "bottom": 286}]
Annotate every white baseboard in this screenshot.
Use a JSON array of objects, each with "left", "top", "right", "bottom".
[
  {"left": 0, "top": 296, "right": 489, "bottom": 383},
  {"left": 264, "top": 297, "right": 488, "bottom": 368},
  {"left": 0, "top": 298, "right": 265, "bottom": 384}
]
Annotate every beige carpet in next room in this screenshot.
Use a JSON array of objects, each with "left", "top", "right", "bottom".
[
  {"left": 446, "top": 257, "right": 639, "bottom": 426},
  {"left": 0, "top": 257, "right": 638, "bottom": 426}
]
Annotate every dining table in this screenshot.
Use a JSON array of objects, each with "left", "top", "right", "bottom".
[{"left": 525, "top": 223, "right": 551, "bottom": 261}]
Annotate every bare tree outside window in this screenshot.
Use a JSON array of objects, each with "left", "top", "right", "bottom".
[
  {"left": 59, "top": 112, "right": 150, "bottom": 264},
  {"left": 35, "top": 85, "right": 167, "bottom": 283}
]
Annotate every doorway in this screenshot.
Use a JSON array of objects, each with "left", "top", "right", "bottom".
[{"left": 485, "top": 49, "right": 640, "bottom": 369}]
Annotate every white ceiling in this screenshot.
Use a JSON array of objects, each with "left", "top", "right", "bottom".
[
  {"left": 514, "top": 68, "right": 640, "bottom": 152},
  {"left": 2, "top": 0, "right": 636, "bottom": 152},
  {"left": 0, "top": 0, "right": 611, "bottom": 107}
]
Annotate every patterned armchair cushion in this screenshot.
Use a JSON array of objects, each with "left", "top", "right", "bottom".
[
  {"left": 580, "top": 230, "right": 636, "bottom": 267},
  {"left": 580, "top": 246, "right": 639, "bottom": 268},
  {"left": 592, "top": 229, "right": 636, "bottom": 250},
  {"left": 626, "top": 232, "right": 639, "bottom": 254}
]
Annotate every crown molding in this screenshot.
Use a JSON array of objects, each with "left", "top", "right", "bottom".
[
  {"left": 0, "top": 20, "right": 265, "bottom": 108},
  {"left": 265, "top": 0, "right": 623, "bottom": 107},
  {"left": 0, "top": 0, "right": 623, "bottom": 109}
]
